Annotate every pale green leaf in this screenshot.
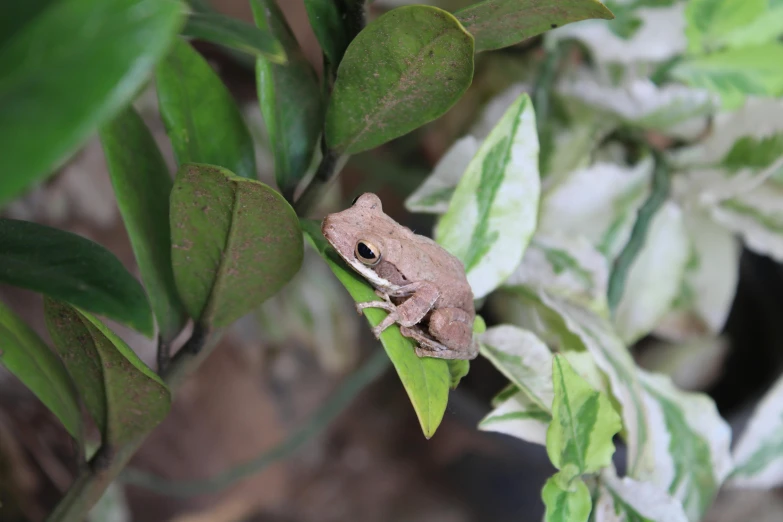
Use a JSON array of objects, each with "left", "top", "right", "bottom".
[
  {"left": 479, "top": 388, "right": 551, "bottom": 445},
  {"left": 729, "top": 372, "right": 783, "bottom": 488},
  {"left": 435, "top": 92, "right": 540, "bottom": 299},
  {"left": 684, "top": 0, "right": 766, "bottom": 53},
  {"left": 670, "top": 43, "right": 783, "bottom": 109},
  {"left": 594, "top": 465, "right": 689, "bottom": 522},
  {"left": 547, "top": 354, "right": 622, "bottom": 478},
  {"left": 637, "top": 369, "right": 732, "bottom": 522},
  {"left": 614, "top": 201, "right": 690, "bottom": 344},
  {"left": 479, "top": 325, "right": 554, "bottom": 410},
  {"left": 542, "top": 473, "right": 592, "bottom": 522}
]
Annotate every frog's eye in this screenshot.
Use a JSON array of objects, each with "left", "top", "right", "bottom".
[{"left": 355, "top": 240, "right": 381, "bottom": 266}]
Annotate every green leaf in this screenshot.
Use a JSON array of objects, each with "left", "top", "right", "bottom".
[
  {"left": 181, "top": 11, "right": 286, "bottom": 63},
  {"left": 44, "top": 298, "right": 171, "bottom": 446},
  {"left": 479, "top": 325, "right": 554, "bottom": 411},
  {"left": 595, "top": 466, "right": 689, "bottom": 522},
  {"left": 0, "top": 218, "right": 154, "bottom": 336},
  {"left": 542, "top": 473, "right": 592, "bottom": 522},
  {"left": 303, "top": 0, "right": 365, "bottom": 67},
  {"left": 479, "top": 388, "right": 552, "bottom": 445},
  {"left": 0, "top": 301, "right": 83, "bottom": 445},
  {"left": 251, "top": 0, "right": 323, "bottom": 200},
  {"left": 324, "top": 5, "right": 474, "bottom": 155},
  {"left": 435, "top": 93, "right": 540, "bottom": 299},
  {"left": 99, "top": 106, "right": 187, "bottom": 343},
  {"left": 0, "top": 0, "right": 184, "bottom": 206},
  {"left": 447, "top": 359, "right": 470, "bottom": 389},
  {"left": 684, "top": 0, "right": 766, "bottom": 53},
  {"left": 670, "top": 43, "right": 783, "bottom": 109},
  {"left": 156, "top": 38, "right": 257, "bottom": 179},
  {"left": 302, "top": 218, "right": 451, "bottom": 439},
  {"left": 636, "top": 370, "right": 731, "bottom": 521},
  {"left": 729, "top": 373, "right": 783, "bottom": 488},
  {"left": 547, "top": 354, "right": 621, "bottom": 480},
  {"left": 723, "top": 133, "right": 783, "bottom": 171},
  {"left": 455, "top": 0, "right": 614, "bottom": 53},
  {"left": 169, "top": 164, "right": 303, "bottom": 328}
]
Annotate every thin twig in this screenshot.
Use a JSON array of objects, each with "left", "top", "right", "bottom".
[
  {"left": 119, "top": 349, "right": 391, "bottom": 497},
  {"left": 293, "top": 146, "right": 345, "bottom": 216},
  {"left": 607, "top": 152, "right": 671, "bottom": 314},
  {"left": 156, "top": 335, "right": 171, "bottom": 374}
]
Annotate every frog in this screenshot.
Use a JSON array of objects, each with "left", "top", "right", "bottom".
[{"left": 321, "top": 192, "right": 478, "bottom": 360}]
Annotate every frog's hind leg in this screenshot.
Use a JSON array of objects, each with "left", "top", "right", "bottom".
[
  {"left": 399, "top": 326, "right": 460, "bottom": 359},
  {"left": 428, "top": 307, "right": 476, "bottom": 356}
]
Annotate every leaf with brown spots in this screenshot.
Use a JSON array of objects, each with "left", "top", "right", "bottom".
[
  {"left": 169, "top": 163, "right": 303, "bottom": 328},
  {"left": 325, "top": 5, "right": 474, "bottom": 155},
  {"left": 455, "top": 0, "right": 614, "bottom": 53},
  {"left": 44, "top": 298, "right": 170, "bottom": 447}
]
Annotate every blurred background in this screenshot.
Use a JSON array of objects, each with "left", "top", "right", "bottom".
[{"left": 3, "top": 1, "right": 783, "bottom": 521}]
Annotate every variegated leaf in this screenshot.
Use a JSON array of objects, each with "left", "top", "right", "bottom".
[
  {"left": 505, "top": 233, "right": 610, "bottom": 315},
  {"left": 615, "top": 201, "right": 690, "bottom": 344},
  {"left": 479, "top": 388, "right": 551, "bottom": 445},
  {"left": 479, "top": 325, "right": 555, "bottom": 410},
  {"left": 543, "top": 473, "right": 592, "bottom": 522},
  {"left": 539, "top": 157, "right": 653, "bottom": 259},
  {"left": 558, "top": 69, "right": 718, "bottom": 132},
  {"left": 547, "top": 354, "right": 622, "bottom": 479},
  {"left": 594, "top": 465, "right": 689, "bottom": 522},
  {"left": 546, "top": 2, "right": 686, "bottom": 64},
  {"left": 404, "top": 136, "right": 478, "bottom": 214},
  {"left": 436, "top": 92, "right": 540, "bottom": 299},
  {"left": 729, "top": 373, "right": 783, "bottom": 489},
  {"left": 636, "top": 369, "right": 733, "bottom": 522}
]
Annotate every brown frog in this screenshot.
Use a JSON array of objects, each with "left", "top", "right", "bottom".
[{"left": 322, "top": 193, "right": 478, "bottom": 360}]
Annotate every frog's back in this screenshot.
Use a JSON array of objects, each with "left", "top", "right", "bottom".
[{"left": 410, "top": 232, "right": 474, "bottom": 310}]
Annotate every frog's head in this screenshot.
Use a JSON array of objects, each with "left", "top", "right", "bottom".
[{"left": 322, "top": 193, "right": 396, "bottom": 285}]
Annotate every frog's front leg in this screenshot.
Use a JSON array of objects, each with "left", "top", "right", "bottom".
[{"left": 355, "top": 281, "right": 440, "bottom": 339}]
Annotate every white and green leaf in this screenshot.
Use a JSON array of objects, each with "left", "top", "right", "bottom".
[
  {"left": 654, "top": 208, "right": 740, "bottom": 340},
  {"left": 594, "top": 465, "right": 689, "bottom": 522},
  {"left": 670, "top": 43, "right": 783, "bottom": 109},
  {"left": 539, "top": 157, "right": 653, "bottom": 260},
  {"left": 505, "top": 233, "right": 610, "bottom": 315},
  {"left": 534, "top": 291, "right": 654, "bottom": 479},
  {"left": 614, "top": 201, "right": 690, "bottom": 344},
  {"left": 479, "top": 325, "right": 555, "bottom": 410},
  {"left": 404, "top": 136, "right": 478, "bottom": 214},
  {"left": 546, "top": 2, "right": 687, "bottom": 65},
  {"left": 547, "top": 354, "right": 622, "bottom": 480},
  {"left": 729, "top": 373, "right": 783, "bottom": 489},
  {"left": 435, "top": 92, "right": 540, "bottom": 299},
  {"left": 670, "top": 97, "right": 783, "bottom": 171},
  {"left": 479, "top": 388, "right": 551, "bottom": 445},
  {"left": 636, "top": 370, "right": 733, "bottom": 522},
  {"left": 543, "top": 473, "right": 592, "bottom": 522},
  {"left": 557, "top": 70, "right": 718, "bottom": 131}
]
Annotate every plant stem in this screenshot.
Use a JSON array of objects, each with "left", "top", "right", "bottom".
[
  {"left": 606, "top": 152, "right": 671, "bottom": 314},
  {"left": 532, "top": 42, "right": 563, "bottom": 177},
  {"left": 119, "top": 349, "right": 390, "bottom": 497},
  {"left": 46, "top": 324, "right": 221, "bottom": 522},
  {"left": 293, "top": 146, "right": 347, "bottom": 216}
]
